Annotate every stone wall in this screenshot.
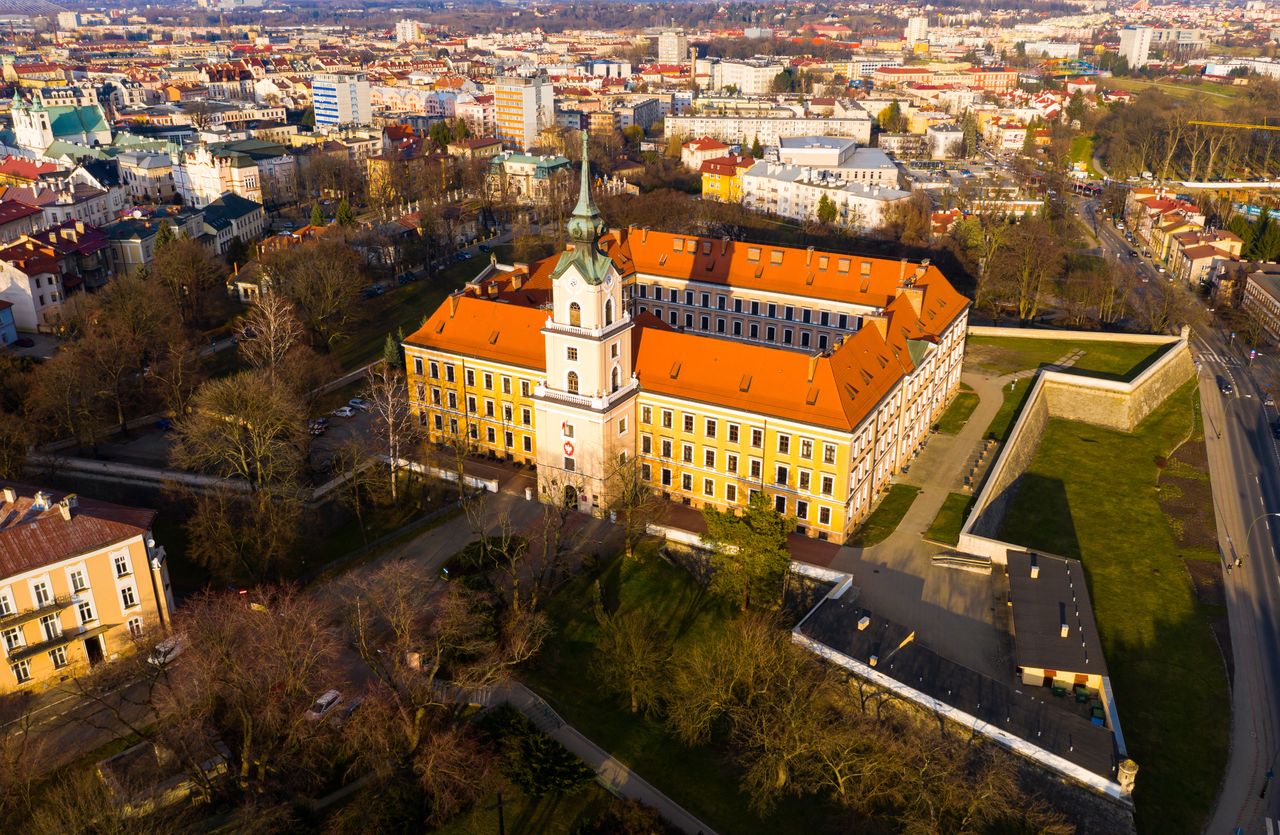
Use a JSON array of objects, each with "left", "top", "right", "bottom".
[{"left": 959, "top": 329, "right": 1193, "bottom": 552}]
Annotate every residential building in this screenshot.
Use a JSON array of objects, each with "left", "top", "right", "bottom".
[
  {"left": 456, "top": 94, "right": 496, "bottom": 138},
  {"left": 666, "top": 112, "right": 872, "bottom": 147},
  {"left": 713, "top": 60, "right": 788, "bottom": 96},
  {"left": 395, "top": 19, "right": 425, "bottom": 44},
  {"left": 1023, "top": 41, "right": 1081, "bottom": 60},
  {"left": 403, "top": 143, "right": 969, "bottom": 541},
  {"left": 0, "top": 483, "right": 175, "bottom": 694},
  {"left": 486, "top": 152, "right": 572, "bottom": 205},
  {"left": 741, "top": 161, "right": 912, "bottom": 230},
  {"left": 174, "top": 144, "right": 264, "bottom": 208},
  {"left": 776, "top": 138, "right": 901, "bottom": 187},
  {"left": 0, "top": 221, "right": 112, "bottom": 330},
  {"left": 311, "top": 72, "right": 372, "bottom": 128},
  {"left": 104, "top": 209, "right": 204, "bottom": 274},
  {"left": 447, "top": 137, "right": 505, "bottom": 161},
  {"left": 1119, "top": 26, "right": 1154, "bottom": 69},
  {"left": 658, "top": 31, "right": 689, "bottom": 65},
  {"left": 681, "top": 137, "right": 732, "bottom": 170},
  {"left": 905, "top": 16, "right": 928, "bottom": 45},
  {"left": 0, "top": 300, "right": 14, "bottom": 346},
  {"left": 616, "top": 98, "right": 661, "bottom": 132},
  {"left": 494, "top": 75, "right": 555, "bottom": 151},
  {"left": 201, "top": 193, "right": 266, "bottom": 255},
  {"left": 699, "top": 154, "right": 755, "bottom": 202},
  {"left": 926, "top": 124, "right": 965, "bottom": 160},
  {"left": 0, "top": 200, "right": 43, "bottom": 245},
  {"left": 1243, "top": 267, "right": 1280, "bottom": 343},
  {"left": 117, "top": 151, "right": 176, "bottom": 202}
]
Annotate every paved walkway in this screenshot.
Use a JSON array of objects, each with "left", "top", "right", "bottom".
[{"left": 826, "top": 371, "right": 1012, "bottom": 679}]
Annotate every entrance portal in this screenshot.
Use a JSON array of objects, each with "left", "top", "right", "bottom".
[{"left": 84, "top": 635, "right": 104, "bottom": 667}]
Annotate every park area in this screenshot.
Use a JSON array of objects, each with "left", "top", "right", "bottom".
[{"left": 997, "top": 380, "right": 1227, "bottom": 835}]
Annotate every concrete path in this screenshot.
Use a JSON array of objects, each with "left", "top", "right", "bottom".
[{"left": 826, "top": 371, "right": 1012, "bottom": 679}]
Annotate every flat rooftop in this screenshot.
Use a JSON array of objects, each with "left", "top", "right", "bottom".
[{"left": 1006, "top": 550, "right": 1108, "bottom": 679}]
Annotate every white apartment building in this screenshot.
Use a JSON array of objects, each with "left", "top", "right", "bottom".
[
  {"left": 667, "top": 112, "right": 872, "bottom": 147},
  {"left": 395, "top": 19, "right": 425, "bottom": 44},
  {"left": 905, "top": 16, "right": 928, "bottom": 45},
  {"left": 713, "top": 60, "right": 788, "bottom": 96},
  {"left": 657, "top": 31, "right": 689, "bottom": 65},
  {"left": 494, "top": 75, "right": 555, "bottom": 151},
  {"left": 741, "top": 161, "right": 912, "bottom": 231},
  {"left": 311, "top": 72, "right": 372, "bottom": 128},
  {"left": 775, "top": 138, "right": 900, "bottom": 187},
  {"left": 1022, "top": 41, "right": 1080, "bottom": 59},
  {"left": 1119, "top": 26, "right": 1153, "bottom": 69}
]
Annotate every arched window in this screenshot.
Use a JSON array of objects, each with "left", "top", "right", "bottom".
[
  {"left": 611, "top": 366, "right": 620, "bottom": 392},
  {"left": 567, "top": 371, "right": 579, "bottom": 394},
  {"left": 604, "top": 298, "right": 614, "bottom": 326},
  {"left": 569, "top": 302, "right": 581, "bottom": 327}
]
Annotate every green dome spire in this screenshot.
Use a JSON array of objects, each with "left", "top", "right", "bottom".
[{"left": 566, "top": 130, "right": 605, "bottom": 245}]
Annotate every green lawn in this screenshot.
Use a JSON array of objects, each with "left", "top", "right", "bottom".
[
  {"left": 1104, "top": 75, "right": 1243, "bottom": 102},
  {"left": 984, "top": 377, "right": 1034, "bottom": 442},
  {"left": 998, "top": 381, "right": 1227, "bottom": 835},
  {"left": 433, "top": 783, "right": 617, "bottom": 835},
  {"left": 1069, "top": 134, "right": 1093, "bottom": 165},
  {"left": 522, "top": 545, "right": 836, "bottom": 835},
  {"left": 934, "top": 391, "right": 980, "bottom": 435},
  {"left": 849, "top": 483, "right": 921, "bottom": 547},
  {"left": 331, "top": 254, "right": 484, "bottom": 370},
  {"left": 965, "top": 335, "right": 1169, "bottom": 381},
  {"left": 924, "top": 492, "right": 973, "bottom": 546}
]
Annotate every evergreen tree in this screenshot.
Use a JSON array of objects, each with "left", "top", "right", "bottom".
[
  {"left": 310, "top": 203, "right": 323, "bottom": 227},
  {"left": 816, "top": 193, "right": 838, "bottom": 225},
  {"left": 701, "top": 491, "right": 795, "bottom": 611},
  {"left": 155, "top": 221, "right": 175, "bottom": 251},
  {"left": 381, "top": 332, "right": 401, "bottom": 368},
  {"left": 336, "top": 198, "right": 355, "bottom": 226},
  {"left": 750, "top": 135, "right": 763, "bottom": 158}
]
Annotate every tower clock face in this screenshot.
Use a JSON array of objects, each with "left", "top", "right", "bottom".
[
  {"left": 605, "top": 272, "right": 613, "bottom": 286},
  {"left": 569, "top": 277, "right": 578, "bottom": 289}
]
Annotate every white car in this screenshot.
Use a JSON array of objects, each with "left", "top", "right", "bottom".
[
  {"left": 332, "top": 406, "right": 355, "bottom": 418},
  {"left": 305, "top": 689, "right": 342, "bottom": 721},
  {"left": 147, "top": 634, "right": 187, "bottom": 667}
]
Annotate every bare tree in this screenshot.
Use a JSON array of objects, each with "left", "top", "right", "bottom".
[
  {"left": 591, "top": 608, "right": 669, "bottom": 715},
  {"left": 235, "top": 292, "right": 305, "bottom": 376},
  {"left": 263, "top": 239, "right": 363, "bottom": 349},
  {"left": 605, "top": 454, "right": 667, "bottom": 560},
  {"left": 364, "top": 361, "right": 421, "bottom": 504}
]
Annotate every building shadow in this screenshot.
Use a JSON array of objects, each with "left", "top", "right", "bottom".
[{"left": 997, "top": 473, "right": 1081, "bottom": 560}]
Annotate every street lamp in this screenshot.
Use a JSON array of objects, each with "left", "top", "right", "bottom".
[{"left": 1241, "top": 511, "right": 1280, "bottom": 567}]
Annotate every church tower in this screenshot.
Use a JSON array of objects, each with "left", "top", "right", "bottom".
[{"left": 534, "top": 132, "right": 637, "bottom": 511}]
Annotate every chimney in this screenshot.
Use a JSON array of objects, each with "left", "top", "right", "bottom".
[
  {"left": 807, "top": 352, "right": 819, "bottom": 382},
  {"left": 898, "top": 257, "right": 907, "bottom": 283},
  {"left": 641, "top": 227, "right": 649, "bottom": 243},
  {"left": 863, "top": 314, "right": 888, "bottom": 340},
  {"left": 805, "top": 245, "right": 814, "bottom": 266},
  {"left": 58, "top": 494, "right": 77, "bottom": 521},
  {"left": 1029, "top": 552, "right": 1040, "bottom": 579},
  {"left": 32, "top": 490, "right": 51, "bottom": 511},
  {"left": 721, "top": 236, "right": 729, "bottom": 256},
  {"left": 2, "top": 487, "right": 15, "bottom": 504},
  {"left": 447, "top": 291, "right": 461, "bottom": 317}
]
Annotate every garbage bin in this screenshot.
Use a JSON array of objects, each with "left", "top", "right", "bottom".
[{"left": 524, "top": 486, "right": 533, "bottom": 501}]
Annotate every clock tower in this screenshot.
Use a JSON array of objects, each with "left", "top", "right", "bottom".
[{"left": 534, "top": 132, "right": 638, "bottom": 511}]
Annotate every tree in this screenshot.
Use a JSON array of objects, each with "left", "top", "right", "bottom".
[
  {"left": 605, "top": 454, "right": 667, "bottom": 560},
  {"left": 154, "top": 220, "right": 175, "bottom": 250},
  {"left": 750, "top": 135, "right": 763, "bottom": 158},
  {"left": 381, "top": 329, "right": 404, "bottom": 369},
  {"left": 816, "top": 193, "right": 837, "bottom": 226},
  {"left": 336, "top": 198, "right": 355, "bottom": 226},
  {"left": 181, "top": 484, "right": 303, "bottom": 581},
  {"left": 364, "top": 361, "right": 421, "bottom": 503},
  {"left": 990, "top": 217, "right": 1065, "bottom": 323},
  {"left": 700, "top": 491, "right": 794, "bottom": 611},
  {"left": 591, "top": 608, "right": 669, "bottom": 715},
  {"left": 264, "top": 239, "right": 362, "bottom": 349},
  {"left": 877, "top": 101, "right": 906, "bottom": 133},
  {"left": 879, "top": 192, "right": 934, "bottom": 247},
  {"left": 170, "top": 368, "right": 306, "bottom": 488},
  {"left": 235, "top": 292, "right": 305, "bottom": 377},
  {"left": 0, "top": 412, "right": 30, "bottom": 480},
  {"left": 151, "top": 236, "right": 226, "bottom": 326},
  {"left": 24, "top": 348, "right": 103, "bottom": 451},
  {"left": 310, "top": 203, "right": 323, "bottom": 227}
]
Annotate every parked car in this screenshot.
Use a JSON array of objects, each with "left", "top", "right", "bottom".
[
  {"left": 1265, "top": 394, "right": 1275, "bottom": 407},
  {"left": 333, "top": 406, "right": 355, "bottom": 418},
  {"left": 348, "top": 397, "right": 369, "bottom": 411},
  {"left": 334, "top": 696, "right": 364, "bottom": 725},
  {"left": 395, "top": 271, "right": 418, "bottom": 284},
  {"left": 305, "top": 690, "right": 342, "bottom": 721},
  {"left": 478, "top": 244, "right": 492, "bottom": 254},
  {"left": 309, "top": 419, "right": 328, "bottom": 436},
  {"left": 148, "top": 634, "right": 187, "bottom": 667}
]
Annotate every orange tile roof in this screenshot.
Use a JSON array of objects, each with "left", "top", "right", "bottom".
[{"left": 405, "top": 294, "right": 547, "bottom": 371}]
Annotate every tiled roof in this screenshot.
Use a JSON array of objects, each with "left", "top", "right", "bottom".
[
  {"left": 405, "top": 294, "right": 548, "bottom": 370},
  {"left": 0, "top": 200, "right": 42, "bottom": 226},
  {"left": 0, "top": 482, "right": 155, "bottom": 577}
]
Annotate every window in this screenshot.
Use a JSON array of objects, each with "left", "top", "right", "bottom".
[
  {"left": 564, "top": 457, "right": 576, "bottom": 472},
  {"left": 684, "top": 313, "right": 693, "bottom": 328},
  {"left": 796, "top": 500, "right": 808, "bottom": 520},
  {"left": 661, "top": 439, "right": 672, "bottom": 458},
  {"left": 705, "top": 419, "right": 717, "bottom": 438},
  {"left": 69, "top": 570, "right": 87, "bottom": 593},
  {"left": 800, "top": 439, "right": 813, "bottom": 460},
  {"left": 734, "top": 298, "right": 743, "bottom": 313},
  {"left": 2, "top": 628, "right": 22, "bottom": 651},
  {"left": 821, "top": 475, "right": 835, "bottom": 496},
  {"left": 733, "top": 320, "right": 742, "bottom": 336},
  {"left": 0, "top": 594, "right": 9, "bottom": 616},
  {"left": 444, "top": 364, "right": 455, "bottom": 383},
  {"left": 120, "top": 586, "right": 138, "bottom": 610},
  {"left": 726, "top": 484, "right": 737, "bottom": 502},
  {"left": 127, "top": 617, "right": 143, "bottom": 638},
  {"left": 564, "top": 423, "right": 575, "bottom": 438},
  {"left": 641, "top": 463, "right": 652, "bottom": 480},
  {"left": 717, "top": 318, "right": 726, "bottom": 333},
  {"left": 504, "top": 431, "right": 514, "bottom": 447},
  {"left": 642, "top": 406, "right": 652, "bottom": 424},
  {"left": 503, "top": 404, "right": 513, "bottom": 422},
  {"left": 661, "top": 410, "right": 673, "bottom": 429},
  {"left": 668, "top": 288, "right": 677, "bottom": 303},
  {"left": 486, "top": 427, "right": 496, "bottom": 443},
  {"left": 414, "top": 357, "right": 424, "bottom": 376},
  {"left": 521, "top": 380, "right": 531, "bottom": 397},
  {"left": 727, "top": 453, "right": 738, "bottom": 473},
  {"left": 566, "top": 346, "right": 578, "bottom": 361},
  {"left": 750, "top": 300, "right": 760, "bottom": 316},
  {"left": 618, "top": 417, "right": 628, "bottom": 434},
  {"left": 11, "top": 660, "right": 30, "bottom": 684},
  {"left": 49, "top": 646, "right": 68, "bottom": 668},
  {"left": 483, "top": 372, "right": 493, "bottom": 390},
  {"left": 502, "top": 376, "right": 512, "bottom": 394},
  {"left": 784, "top": 306, "right": 794, "bottom": 321},
  {"left": 523, "top": 436, "right": 533, "bottom": 452},
  {"left": 700, "top": 315, "right": 709, "bottom": 330},
  {"left": 766, "top": 326, "right": 776, "bottom": 341},
  {"left": 683, "top": 414, "right": 694, "bottom": 432},
  {"left": 611, "top": 343, "right": 619, "bottom": 359},
  {"left": 777, "top": 435, "right": 791, "bottom": 455},
  {"left": 823, "top": 443, "right": 837, "bottom": 465},
  {"left": 728, "top": 423, "right": 740, "bottom": 443},
  {"left": 466, "top": 396, "right": 476, "bottom": 413},
  {"left": 566, "top": 371, "right": 579, "bottom": 394},
  {"left": 32, "top": 582, "right": 51, "bottom": 607},
  {"left": 484, "top": 400, "right": 495, "bottom": 417},
  {"left": 700, "top": 292, "right": 710, "bottom": 307},
  {"left": 776, "top": 465, "right": 789, "bottom": 486},
  {"left": 661, "top": 468, "right": 672, "bottom": 486},
  {"left": 685, "top": 290, "right": 694, "bottom": 305},
  {"left": 681, "top": 473, "right": 693, "bottom": 491},
  {"left": 77, "top": 600, "right": 95, "bottom": 623},
  {"left": 39, "top": 614, "right": 60, "bottom": 641},
  {"left": 703, "top": 478, "right": 715, "bottom": 497},
  {"left": 522, "top": 408, "right": 532, "bottom": 426},
  {"left": 767, "top": 303, "right": 777, "bottom": 318},
  {"left": 704, "top": 449, "right": 716, "bottom": 468},
  {"left": 434, "top": 415, "right": 443, "bottom": 430},
  {"left": 469, "top": 424, "right": 479, "bottom": 440},
  {"left": 750, "top": 428, "right": 763, "bottom": 449},
  {"left": 465, "top": 369, "right": 475, "bottom": 386},
  {"left": 447, "top": 392, "right": 457, "bottom": 409},
  {"left": 783, "top": 329, "right": 793, "bottom": 345},
  {"left": 605, "top": 298, "right": 614, "bottom": 325},
  {"left": 799, "top": 471, "right": 811, "bottom": 491},
  {"left": 774, "top": 495, "right": 786, "bottom": 514},
  {"left": 749, "top": 458, "right": 763, "bottom": 479},
  {"left": 569, "top": 302, "right": 581, "bottom": 327},
  {"left": 682, "top": 443, "right": 693, "bottom": 463},
  {"left": 642, "top": 435, "right": 652, "bottom": 454}
]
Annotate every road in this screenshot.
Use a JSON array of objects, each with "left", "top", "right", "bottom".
[{"left": 1080, "top": 192, "right": 1280, "bottom": 833}]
